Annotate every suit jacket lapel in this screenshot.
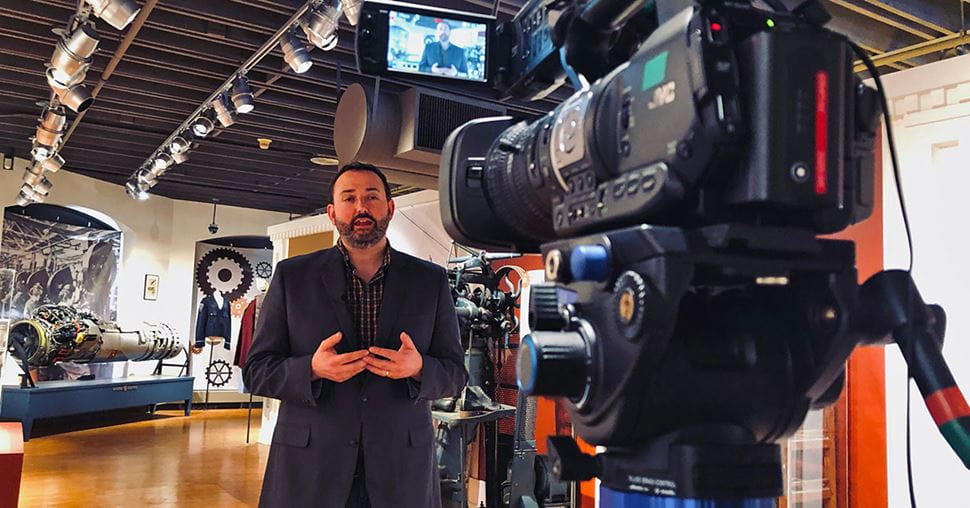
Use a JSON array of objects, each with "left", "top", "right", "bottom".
[
  {"left": 376, "top": 249, "right": 407, "bottom": 349},
  {"left": 317, "top": 248, "right": 359, "bottom": 353}
]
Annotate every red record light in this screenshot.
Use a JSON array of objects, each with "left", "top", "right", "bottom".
[{"left": 710, "top": 22, "right": 723, "bottom": 32}]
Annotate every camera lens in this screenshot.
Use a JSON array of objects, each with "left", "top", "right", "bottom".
[{"left": 481, "top": 119, "right": 558, "bottom": 243}]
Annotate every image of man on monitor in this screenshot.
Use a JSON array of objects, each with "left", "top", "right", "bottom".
[{"left": 419, "top": 21, "right": 468, "bottom": 77}]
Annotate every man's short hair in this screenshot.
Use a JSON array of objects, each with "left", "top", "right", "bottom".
[{"left": 330, "top": 161, "right": 393, "bottom": 202}]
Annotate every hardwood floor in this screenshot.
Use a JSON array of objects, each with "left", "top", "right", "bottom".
[{"left": 20, "top": 409, "right": 267, "bottom": 507}]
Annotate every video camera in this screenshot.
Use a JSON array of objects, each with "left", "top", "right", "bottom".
[{"left": 356, "top": 0, "right": 970, "bottom": 503}]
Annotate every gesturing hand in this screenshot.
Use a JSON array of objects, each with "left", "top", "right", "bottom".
[
  {"left": 311, "top": 332, "right": 369, "bottom": 382},
  {"left": 364, "top": 332, "right": 424, "bottom": 380}
]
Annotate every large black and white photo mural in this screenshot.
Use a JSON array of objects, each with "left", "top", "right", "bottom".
[{"left": 0, "top": 209, "right": 121, "bottom": 322}]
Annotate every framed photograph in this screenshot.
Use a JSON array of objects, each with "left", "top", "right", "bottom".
[{"left": 143, "top": 274, "right": 159, "bottom": 301}]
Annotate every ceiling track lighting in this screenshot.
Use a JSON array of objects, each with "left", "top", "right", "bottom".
[
  {"left": 126, "top": 0, "right": 336, "bottom": 200},
  {"left": 15, "top": 0, "right": 143, "bottom": 205},
  {"left": 39, "top": 154, "right": 65, "bottom": 173},
  {"left": 153, "top": 152, "right": 175, "bottom": 171},
  {"left": 231, "top": 75, "right": 255, "bottom": 114},
  {"left": 281, "top": 31, "right": 313, "bottom": 74},
  {"left": 49, "top": 24, "right": 99, "bottom": 88},
  {"left": 169, "top": 133, "right": 191, "bottom": 154},
  {"left": 211, "top": 93, "right": 236, "bottom": 128},
  {"left": 190, "top": 113, "right": 216, "bottom": 138},
  {"left": 302, "top": 1, "right": 342, "bottom": 50},
  {"left": 35, "top": 106, "right": 67, "bottom": 148},
  {"left": 84, "top": 0, "right": 141, "bottom": 31},
  {"left": 31, "top": 143, "right": 55, "bottom": 162},
  {"left": 342, "top": 0, "right": 362, "bottom": 26},
  {"left": 47, "top": 69, "right": 94, "bottom": 113}
]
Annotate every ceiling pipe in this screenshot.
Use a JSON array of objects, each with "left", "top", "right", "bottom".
[{"left": 60, "top": 0, "right": 159, "bottom": 148}]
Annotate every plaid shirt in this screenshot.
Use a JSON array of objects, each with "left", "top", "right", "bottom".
[{"left": 337, "top": 240, "right": 392, "bottom": 349}]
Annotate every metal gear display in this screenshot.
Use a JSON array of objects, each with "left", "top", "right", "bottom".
[
  {"left": 254, "top": 261, "right": 273, "bottom": 279},
  {"left": 205, "top": 359, "right": 232, "bottom": 387},
  {"left": 195, "top": 247, "right": 254, "bottom": 303}
]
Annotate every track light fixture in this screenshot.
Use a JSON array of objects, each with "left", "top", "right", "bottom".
[
  {"left": 342, "top": 0, "right": 362, "bottom": 26},
  {"left": 169, "top": 134, "right": 191, "bottom": 154},
  {"left": 153, "top": 152, "right": 174, "bottom": 171},
  {"left": 35, "top": 106, "right": 67, "bottom": 148},
  {"left": 48, "top": 75, "right": 94, "bottom": 113},
  {"left": 30, "top": 177, "right": 54, "bottom": 196},
  {"left": 281, "top": 32, "right": 313, "bottom": 74},
  {"left": 211, "top": 93, "right": 236, "bottom": 127},
  {"left": 190, "top": 113, "right": 215, "bottom": 138},
  {"left": 31, "top": 143, "right": 54, "bottom": 161},
  {"left": 302, "top": 1, "right": 342, "bottom": 50},
  {"left": 23, "top": 165, "right": 45, "bottom": 187},
  {"left": 38, "top": 154, "right": 65, "bottom": 173},
  {"left": 127, "top": 1, "right": 327, "bottom": 197},
  {"left": 16, "top": 192, "right": 33, "bottom": 207},
  {"left": 136, "top": 168, "right": 155, "bottom": 183},
  {"left": 19, "top": 184, "right": 43, "bottom": 204},
  {"left": 49, "top": 24, "right": 99, "bottom": 88},
  {"left": 231, "top": 75, "right": 255, "bottom": 114},
  {"left": 84, "top": 0, "right": 141, "bottom": 31}
]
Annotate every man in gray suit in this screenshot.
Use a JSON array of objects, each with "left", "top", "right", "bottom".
[{"left": 243, "top": 162, "right": 467, "bottom": 508}]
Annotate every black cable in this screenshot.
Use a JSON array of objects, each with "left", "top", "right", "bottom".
[
  {"left": 848, "top": 42, "right": 914, "bottom": 272},
  {"left": 848, "top": 41, "right": 918, "bottom": 508},
  {"left": 906, "top": 378, "right": 918, "bottom": 508}
]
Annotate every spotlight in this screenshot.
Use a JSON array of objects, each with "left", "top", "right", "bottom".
[
  {"left": 172, "top": 151, "right": 189, "bottom": 165},
  {"left": 301, "top": 1, "right": 341, "bottom": 50},
  {"left": 137, "top": 168, "right": 156, "bottom": 183},
  {"left": 31, "top": 143, "right": 54, "bottom": 161},
  {"left": 342, "top": 0, "right": 362, "bottom": 25},
  {"left": 136, "top": 179, "right": 151, "bottom": 193},
  {"left": 48, "top": 74, "right": 94, "bottom": 113},
  {"left": 46, "top": 65, "right": 86, "bottom": 91},
  {"left": 190, "top": 113, "right": 215, "bottom": 138},
  {"left": 231, "top": 75, "right": 255, "bottom": 114},
  {"left": 19, "top": 184, "right": 43, "bottom": 202},
  {"left": 38, "top": 153, "right": 65, "bottom": 173},
  {"left": 125, "top": 180, "right": 150, "bottom": 200},
  {"left": 153, "top": 152, "right": 174, "bottom": 171},
  {"left": 169, "top": 134, "right": 191, "bottom": 154},
  {"left": 35, "top": 106, "right": 67, "bottom": 147},
  {"left": 211, "top": 93, "right": 236, "bottom": 127},
  {"left": 84, "top": 0, "right": 141, "bottom": 31},
  {"left": 30, "top": 177, "right": 54, "bottom": 196},
  {"left": 49, "top": 24, "right": 99, "bottom": 87},
  {"left": 16, "top": 191, "right": 34, "bottom": 207},
  {"left": 23, "top": 166, "right": 45, "bottom": 187},
  {"left": 281, "top": 32, "right": 313, "bottom": 74}
]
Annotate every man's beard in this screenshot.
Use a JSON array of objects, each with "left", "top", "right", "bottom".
[{"left": 335, "top": 212, "right": 391, "bottom": 249}]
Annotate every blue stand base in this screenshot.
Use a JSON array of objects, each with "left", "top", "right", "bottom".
[
  {"left": 600, "top": 487, "right": 776, "bottom": 508},
  {"left": 0, "top": 375, "right": 194, "bottom": 441}
]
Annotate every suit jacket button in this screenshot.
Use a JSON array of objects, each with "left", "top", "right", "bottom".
[
  {"left": 349, "top": 439, "right": 358, "bottom": 447},
  {"left": 361, "top": 395, "right": 368, "bottom": 403}
]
